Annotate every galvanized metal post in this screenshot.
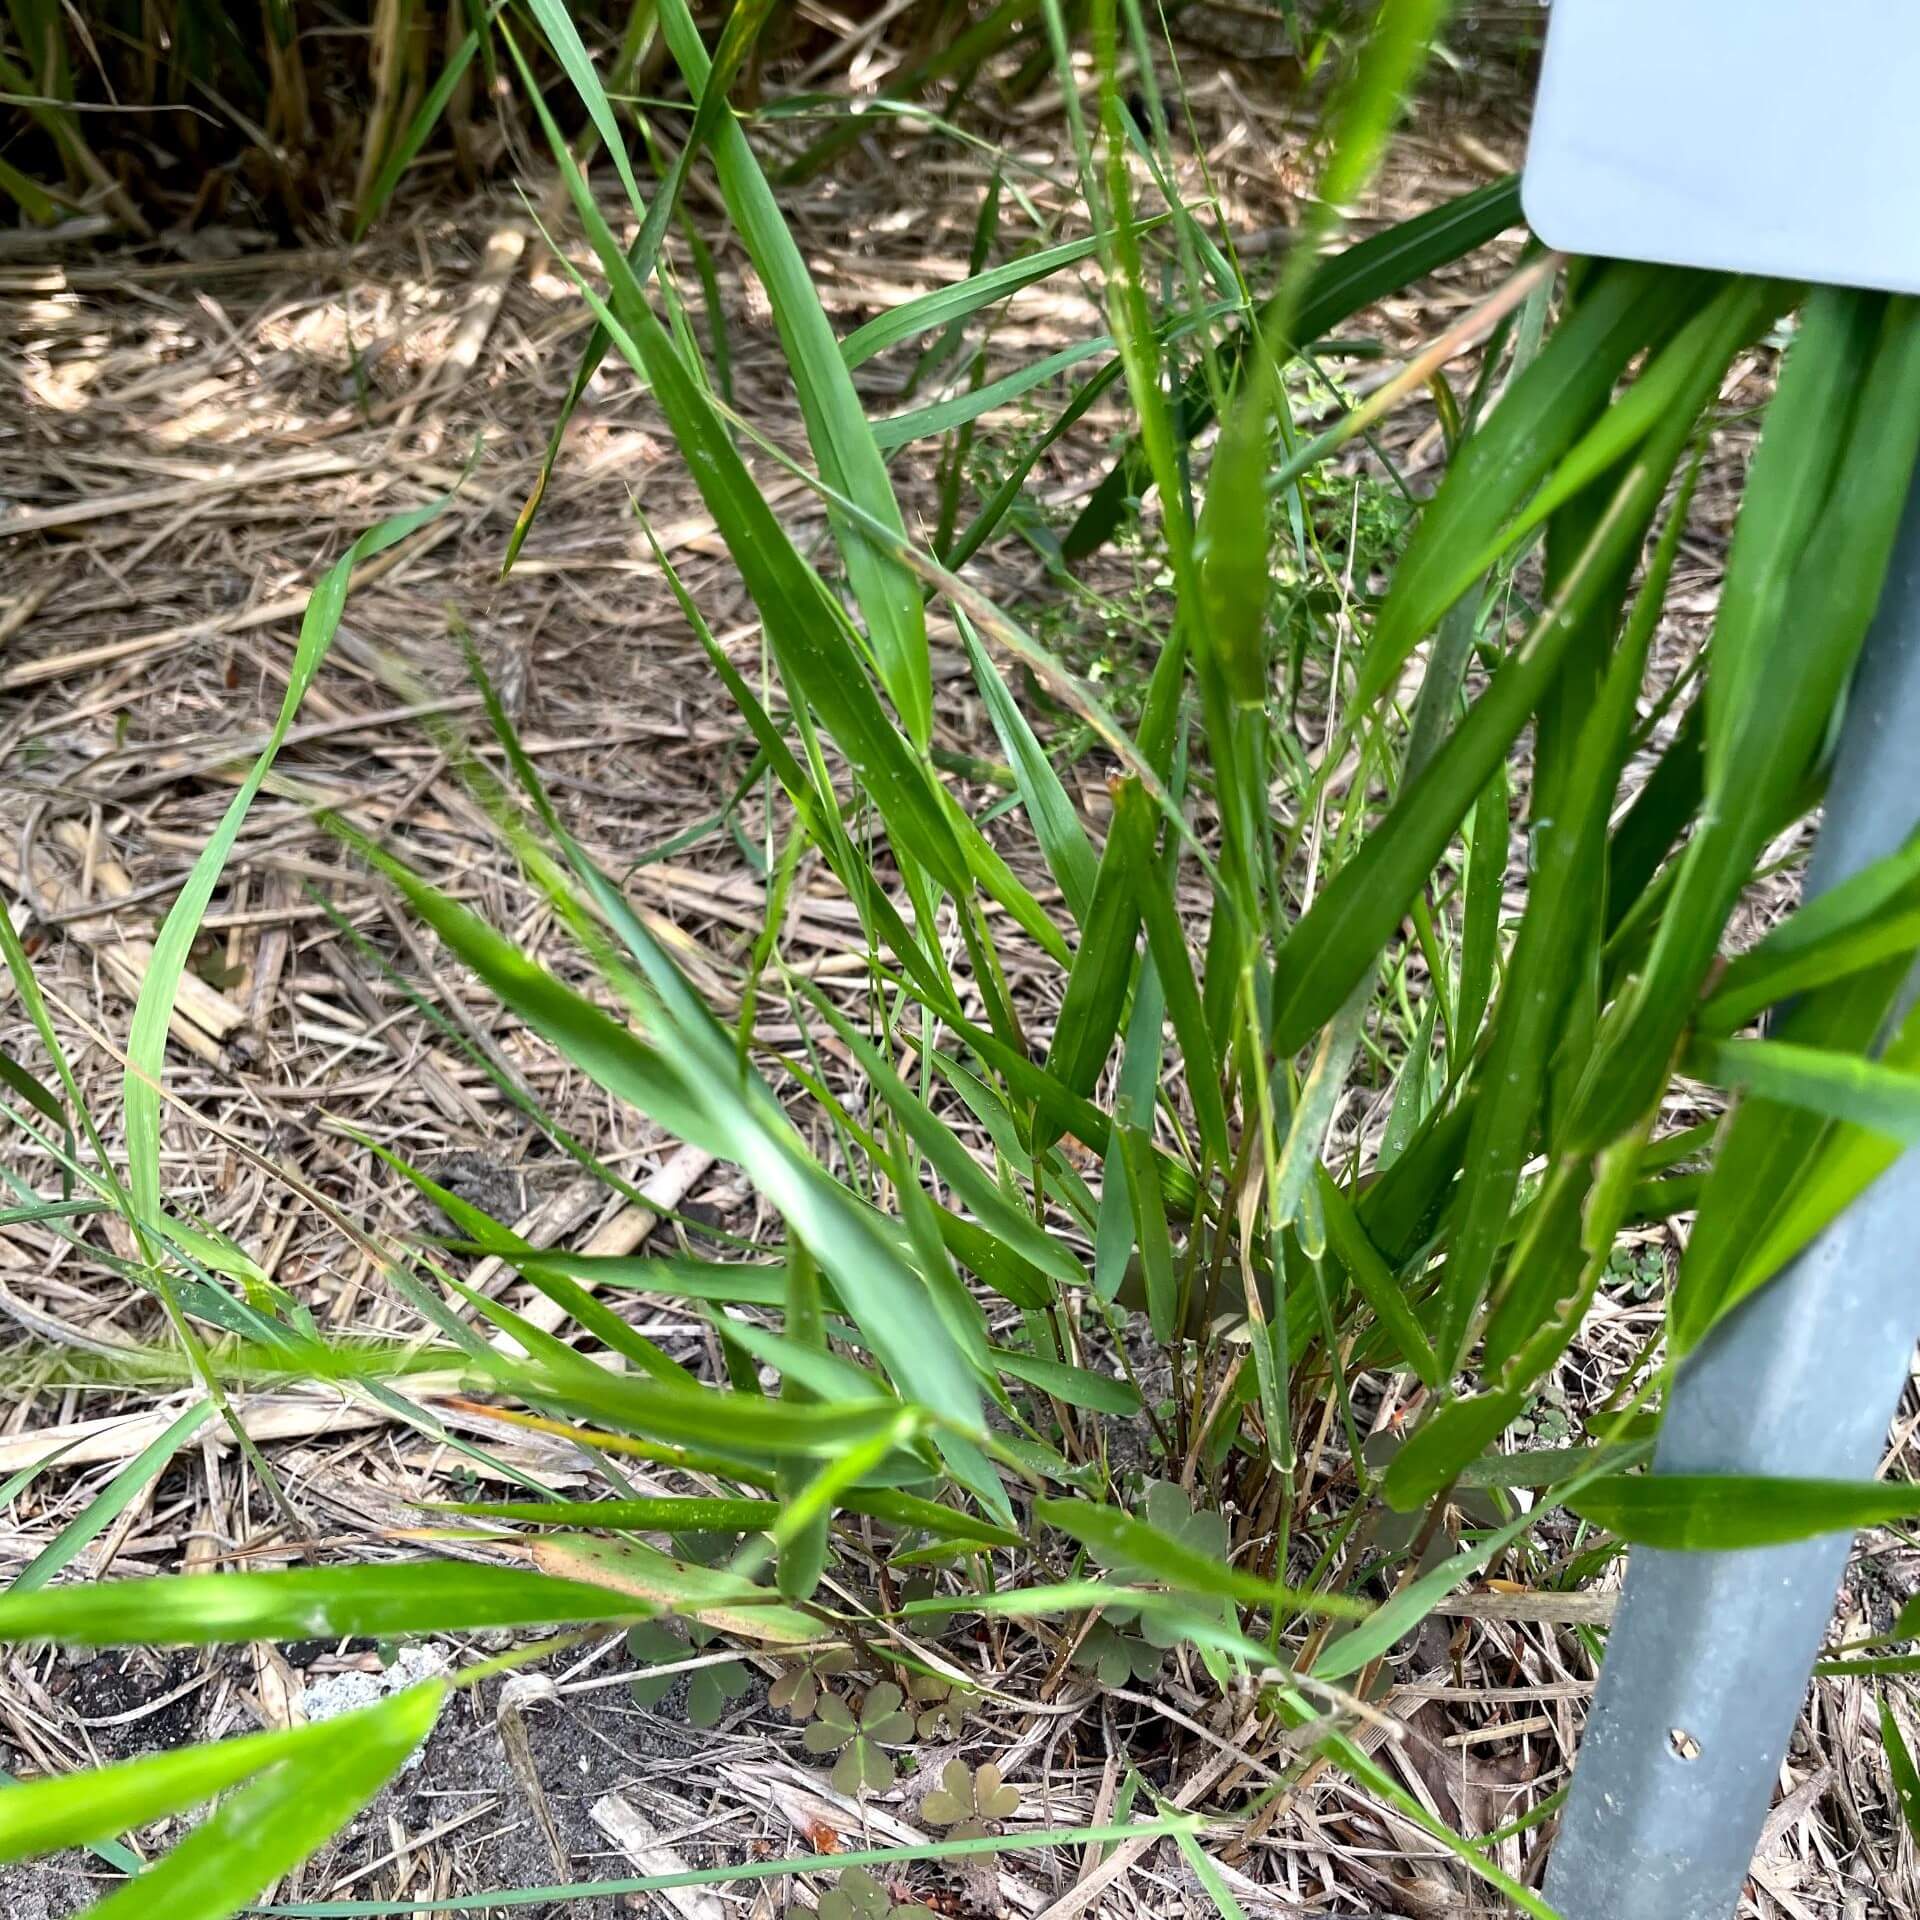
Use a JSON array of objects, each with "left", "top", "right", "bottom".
[{"left": 1544, "top": 473, "right": 1920, "bottom": 1918}]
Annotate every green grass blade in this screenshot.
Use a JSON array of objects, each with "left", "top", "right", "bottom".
[
  {"left": 1357, "top": 261, "right": 1701, "bottom": 711},
  {"left": 1270, "top": 279, "right": 1773, "bottom": 1056},
  {"left": 1325, "top": 1437, "right": 1649, "bottom": 1672},
  {"left": 501, "top": 0, "right": 777, "bottom": 571},
  {"left": 522, "top": 0, "right": 648, "bottom": 221},
  {"left": 1064, "top": 176, "right": 1524, "bottom": 560},
  {"left": 1569, "top": 1473, "right": 1920, "bottom": 1550},
  {"left": 1698, "top": 820, "right": 1920, "bottom": 1032},
  {"left": 1040, "top": 778, "right": 1153, "bottom": 1111},
  {"left": 994, "top": 1347, "right": 1140, "bottom": 1415},
  {"left": 83, "top": 1681, "right": 446, "bottom": 1920},
  {"left": 1172, "top": 1826, "right": 1248, "bottom": 1920},
  {"left": 353, "top": 18, "right": 486, "bottom": 238},
  {"left": 1568, "top": 291, "right": 1920, "bottom": 1151},
  {"left": 431, "top": 1496, "right": 780, "bottom": 1530},
  {"left": 1117, "top": 1122, "right": 1178, "bottom": 1343},
  {"left": 507, "top": 124, "right": 968, "bottom": 897},
  {"left": 1675, "top": 990, "right": 1920, "bottom": 1354},
  {"left": 1687, "top": 1035, "right": 1920, "bottom": 1145},
  {"left": 958, "top": 611, "right": 1099, "bottom": 924},
  {"left": 649, "top": 0, "right": 932, "bottom": 745},
  {"left": 1120, "top": 788, "right": 1230, "bottom": 1170},
  {"left": 1450, "top": 471, "right": 1696, "bottom": 1370},
  {"left": 526, "top": 1534, "right": 819, "bottom": 1642},
  {"left": 1455, "top": 754, "right": 1506, "bottom": 1055},
  {"left": 1034, "top": 1497, "right": 1367, "bottom": 1619},
  {"left": 254, "top": 1815, "right": 1207, "bottom": 1916},
  {"left": 0, "top": 1565, "right": 651, "bottom": 1646},
  {"left": 0, "top": 1688, "right": 436, "bottom": 1867},
  {"left": 841, "top": 220, "right": 1163, "bottom": 369},
  {"left": 124, "top": 497, "right": 447, "bottom": 1245},
  {"left": 1880, "top": 1698, "right": 1920, "bottom": 1840},
  {"left": 803, "top": 988, "right": 1087, "bottom": 1294},
  {"left": 11, "top": 1398, "right": 213, "bottom": 1594},
  {"left": 0, "top": 1042, "right": 65, "bottom": 1147},
  {"left": 1315, "top": 1170, "right": 1439, "bottom": 1386}
]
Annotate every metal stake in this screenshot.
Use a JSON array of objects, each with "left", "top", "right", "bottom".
[{"left": 1544, "top": 474, "right": 1920, "bottom": 1918}]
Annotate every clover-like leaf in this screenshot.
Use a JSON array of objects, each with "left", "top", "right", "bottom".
[
  {"left": 802, "top": 1691, "right": 859, "bottom": 1754},
  {"left": 798, "top": 1865, "right": 936, "bottom": 1920},
  {"left": 1070, "top": 1620, "right": 1161, "bottom": 1687},
  {"left": 628, "top": 1620, "right": 751, "bottom": 1723},
  {"left": 907, "top": 1672, "right": 967, "bottom": 1741},
  {"left": 802, "top": 1684, "right": 915, "bottom": 1797},
  {"left": 854, "top": 1682, "right": 916, "bottom": 1746},
  {"left": 627, "top": 1620, "right": 686, "bottom": 1708},
  {"left": 687, "top": 1655, "right": 751, "bottom": 1728},
  {"left": 1143, "top": 1480, "right": 1229, "bottom": 1559},
  {"left": 920, "top": 1757, "right": 1020, "bottom": 1841},
  {"left": 770, "top": 1646, "right": 857, "bottom": 1720},
  {"left": 1128, "top": 1483, "right": 1236, "bottom": 1648}
]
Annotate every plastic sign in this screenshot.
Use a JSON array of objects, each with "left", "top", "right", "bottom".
[{"left": 1523, "top": 0, "right": 1920, "bottom": 296}]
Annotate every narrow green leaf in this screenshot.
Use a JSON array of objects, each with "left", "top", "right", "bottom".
[
  {"left": 1358, "top": 261, "right": 1697, "bottom": 708},
  {"left": 651, "top": 0, "right": 933, "bottom": 744},
  {"left": 1041, "top": 779, "right": 1152, "bottom": 1107},
  {"left": 958, "top": 612, "right": 1098, "bottom": 925},
  {"left": 1699, "top": 820, "right": 1920, "bottom": 1032},
  {"left": 1880, "top": 1697, "right": 1920, "bottom": 1841},
  {"left": 83, "top": 1682, "right": 445, "bottom": 1920},
  {"left": 1673, "top": 952, "right": 1920, "bottom": 1357},
  {"left": 11, "top": 1398, "right": 213, "bottom": 1594},
  {"left": 1465, "top": 469, "right": 1698, "bottom": 1371},
  {"left": 125, "top": 496, "right": 447, "bottom": 1240},
  {"left": 508, "top": 122, "right": 967, "bottom": 895},
  {"left": 522, "top": 0, "right": 649, "bottom": 220},
  {"left": 528, "top": 1534, "right": 818, "bottom": 1642},
  {"left": 0, "top": 1686, "right": 438, "bottom": 1867},
  {"left": 1688, "top": 1035, "right": 1920, "bottom": 1146},
  {"left": 0, "top": 1564, "right": 649, "bottom": 1647},
  {"left": 501, "top": 0, "right": 776, "bottom": 571},
  {"left": 1271, "top": 280, "right": 1774, "bottom": 1056},
  {"left": 805, "top": 988, "right": 1085, "bottom": 1293},
  {"left": 995, "top": 1348, "right": 1140, "bottom": 1416},
  {"left": 354, "top": 20, "right": 485, "bottom": 238},
  {"left": 1065, "top": 176, "right": 1524, "bottom": 559},
  {"left": 1323, "top": 1439, "right": 1650, "bottom": 1675},
  {"left": 1569, "top": 1473, "right": 1920, "bottom": 1550},
  {"left": 1035, "top": 1497, "right": 1367, "bottom": 1619},
  {"left": 1118, "top": 1123, "right": 1177, "bottom": 1344},
  {"left": 1569, "top": 290, "right": 1920, "bottom": 1151},
  {"left": 841, "top": 220, "right": 1164, "bottom": 368},
  {"left": 431, "top": 1496, "right": 780, "bottom": 1531}
]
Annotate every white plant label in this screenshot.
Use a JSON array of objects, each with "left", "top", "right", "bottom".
[{"left": 1523, "top": 0, "right": 1920, "bottom": 296}]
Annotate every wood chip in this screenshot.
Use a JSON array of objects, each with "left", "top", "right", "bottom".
[{"left": 590, "top": 1792, "right": 727, "bottom": 1920}]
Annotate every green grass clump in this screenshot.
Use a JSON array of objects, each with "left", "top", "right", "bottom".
[{"left": 5, "top": 1, "right": 1920, "bottom": 1914}]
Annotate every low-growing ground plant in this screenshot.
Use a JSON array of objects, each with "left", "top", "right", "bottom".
[{"left": 7, "top": 0, "right": 1920, "bottom": 1914}]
